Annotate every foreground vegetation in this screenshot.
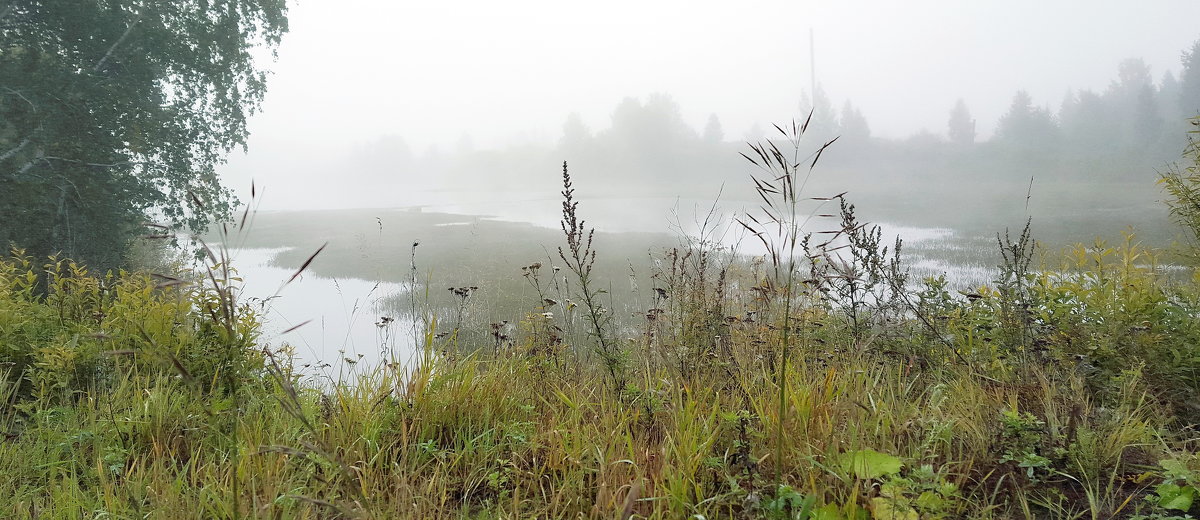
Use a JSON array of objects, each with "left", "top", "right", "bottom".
[
  {"left": 3, "top": 236, "right": 1200, "bottom": 519},
  {"left": 3, "top": 124, "right": 1200, "bottom": 519}
]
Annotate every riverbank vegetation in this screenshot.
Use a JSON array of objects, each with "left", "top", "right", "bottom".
[{"left": 0, "top": 121, "right": 1199, "bottom": 519}]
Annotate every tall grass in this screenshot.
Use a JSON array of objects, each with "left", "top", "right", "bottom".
[
  {"left": 735, "top": 119, "right": 842, "bottom": 487},
  {"left": 0, "top": 123, "right": 1199, "bottom": 518}
]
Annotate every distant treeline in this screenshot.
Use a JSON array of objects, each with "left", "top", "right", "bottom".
[{"left": 332, "top": 39, "right": 1200, "bottom": 198}]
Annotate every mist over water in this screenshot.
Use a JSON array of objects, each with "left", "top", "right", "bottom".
[
  {"left": 14, "top": 2, "right": 1200, "bottom": 514},
  {"left": 206, "top": 2, "right": 1200, "bottom": 371}
]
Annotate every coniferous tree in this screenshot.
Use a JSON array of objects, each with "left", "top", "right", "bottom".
[
  {"left": 1061, "top": 89, "right": 1115, "bottom": 156},
  {"left": 840, "top": 101, "right": 871, "bottom": 145},
  {"left": 1157, "top": 70, "right": 1190, "bottom": 153},
  {"left": 561, "top": 112, "right": 592, "bottom": 150},
  {"left": 1160, "top": 71, "right": 1183, "bottom": 124},
  {"left": 1134, "top": 84, "right": 1164, "bottom": 148},
  {"left": 1181, "top": 39, "right": 1200, "bottom": 119},
  {"left": 608, "top": 94, "right": 695, "bottom": 154},
  {"left": 1106, "top": 58, "right": 1156, "bottom": 148},
  {"left": 947, "top": 99, "right": 976, "bottom": 146},
  {"left": 702, "top": 113, "right": 724, "bottom": 144},
  {"left": 799, "top": 85, "right": 839, "bottom": 145},
  {"left": 995, "top": 90, "right": 1061, "bottom": 159}
]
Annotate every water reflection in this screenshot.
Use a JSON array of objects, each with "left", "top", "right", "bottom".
[{"left": 229, "top": 248, "right": 417, "bottom": 382}]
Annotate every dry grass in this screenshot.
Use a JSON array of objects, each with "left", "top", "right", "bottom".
[{"left": 1, "top": 123, "right": 1199, "bottom": 518}]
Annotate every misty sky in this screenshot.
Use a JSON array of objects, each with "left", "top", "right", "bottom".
[{"left": 223, "top": 0, "right": 1200, "bottom": 205}]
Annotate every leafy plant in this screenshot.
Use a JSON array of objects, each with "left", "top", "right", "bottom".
[
  {"left": 997, "top": 409, "right": 1056, "bottom": 483},
  {"left": 763, "top": 484, "right": 816, "bottom": 519},
  {"left": 839, "top": 449, "right": 904, "bottom": 481},
  {"left": 1137, "top": 456, "right": 1200, "bottom": 519},
  {"left": 1160, "top": 116, "right": 1200, "bottom": 257},
  {"left": 820, "top": 199, "right": 907, "bottom": 344}
]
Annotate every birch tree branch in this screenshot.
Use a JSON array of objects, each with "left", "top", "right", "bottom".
[
  {"left": 94, "top": 14, "right": 142, "bottom": 73},
  {"left": 1, "top": 87, "right": 37, "bottom": 112},
  {"left": 0, "top": 138, "right": 30, "bottom": 163}
]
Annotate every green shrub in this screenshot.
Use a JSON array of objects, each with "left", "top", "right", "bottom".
[
  {"left": 0, "top": 249, "right": 264, "bottom": 403},
  {"left": 942, "top": 234, "right": 1200, "bottom": 421},
  {"left": 1160, "top": 116, "right": 1200, "bottom": 255}
]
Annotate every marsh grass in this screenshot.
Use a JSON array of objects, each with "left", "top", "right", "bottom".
[
  {"left": 0, "top": 302, "right": 1183, "bottom": 518},
  {"left": 2, "top": 127, "right": 1200, "bottom": 518}
]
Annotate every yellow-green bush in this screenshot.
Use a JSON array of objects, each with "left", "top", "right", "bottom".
[
  {"left": 940, "top": 234, "right": 1200, "bottom": 422},
  {"left": 0, "top": 249, "right": 263, "bottom": 402}
]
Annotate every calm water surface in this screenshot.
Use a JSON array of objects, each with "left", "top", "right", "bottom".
[
  {"left": 228, "top": 195, "right": 1002, "bottom": 377},
  {"left": 230, "top": 247, "right": 417, "bottom": 381}
]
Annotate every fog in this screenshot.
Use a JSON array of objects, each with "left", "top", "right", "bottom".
[
  {"left": 196, "top": 1, "right": 1200, "bottom": 376},
  {"left": 13, "top": 0, "right": 1200, "bottom": 506},
  {"left": 220, "top": 0, "right": 1200, "bottom": 215},
  {"left": 210, "top": 2, "right": 1200, "bottom": 362}
]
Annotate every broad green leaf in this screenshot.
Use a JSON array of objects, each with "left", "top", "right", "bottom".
[
  {"left": 840, "top": 449, "right": 904, "bottom": 480},
  {"left": 879, "top": 482, "right": 906, "bottom": 498},
  {"left": 1160, "top": 458, "right": 1194, "bottom": 482},
  {"left": 869, "top": 497, "right": 919, "bottom": 520},
  {"left": 915, "top": 490, "right": 947, "bottom": 510},
  {"left": 811, "top": 504, "right": 847, "bottom": 520},
  {"left": 1155, "top": 483, "right": 1196, "bottom": 511}
]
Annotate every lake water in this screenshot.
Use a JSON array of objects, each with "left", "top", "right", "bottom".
[
  {"left": 229, "top": 247, "right": 418, "bottom": 382},
  {"left": 416, "top": 191, "right": 1002, "bottom": 287},
  {"left": 227, "top": 194, "right": 1007, "bottom": 379}
]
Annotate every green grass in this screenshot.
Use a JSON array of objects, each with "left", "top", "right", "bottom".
[
  {"left": 5, "top": 122, "right": 1200, "bottom": 518},
  {"left": 2, "top": 217, "right": 1200, "bottom": 518}
]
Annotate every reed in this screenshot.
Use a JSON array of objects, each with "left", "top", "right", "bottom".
[{"left": 0, "top": 123, "right": 1199, "bottom": 518}]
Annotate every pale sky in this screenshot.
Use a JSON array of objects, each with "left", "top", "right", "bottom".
[{"left": 223, "top": 0, "right": 1200, "bottom": 200}]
